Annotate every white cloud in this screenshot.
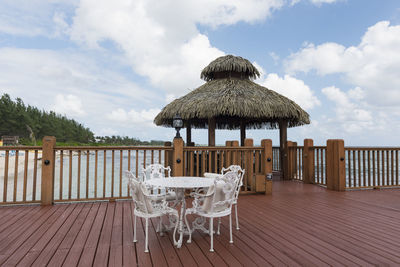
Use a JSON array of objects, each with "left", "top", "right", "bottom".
[
  {"left": 0, "top": 47, "right": 160, "bottom": 137},
  {"left": 261, "top": 74, "right": 320, "bottom": 110},
  {"left": 107, "top": 108, "right": 161, "bottom": 126},
  {"left": 68, "top": 0, "right": 287, "bottom": 97},
  {"left": 254, "top": 63, "right": 320, "bottom": 110},
  {"left": 310, "top": 0, "right": 339, "bottom": 5},
  {"left": 52, "top": 94, "right": 85, "bottom": 116},
  {"left": 0, "top": 0, "right": 77, "bottom": 37},
  {"left": 322, "top": 86, "right": 373, "bottom": 134},
  {"left": 285, "top": 21, "right": 400, "bottom": 106}
]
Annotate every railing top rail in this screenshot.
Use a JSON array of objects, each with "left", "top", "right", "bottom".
[
  {"left": 344, "top": 147, "right": 400, "bottom": 151},
  {"left": 53, "top": 146, "right": 173, "bottom": 150},
  {"left": 183, "top": 146, "right": 263, "bottom": 151},
  {"left": 0, "top": 146, "right": 42, "bottom": 150},
  {"left": 310, "top": 146, "right": 327, "bottom": 149}
]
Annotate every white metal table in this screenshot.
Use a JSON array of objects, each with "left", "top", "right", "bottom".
[{"left": 145, "top": 177, "right": 214, "bottom": 248}]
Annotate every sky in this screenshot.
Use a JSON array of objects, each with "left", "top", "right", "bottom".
[{"left": 1, "top": 0, "right": 400, "bottom": 146}]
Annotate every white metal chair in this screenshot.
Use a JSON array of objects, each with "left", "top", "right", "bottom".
[
  {"left": 126, "top": 170, "right": 179, "bottom": 253},
  {"left": 142, "top": 164, "right": 177, "bottom": 203},
  {"left": 221, "top": 165, "right": 245, "bottom": 231},
  {"left": 185, "top": 171, "right": 240, "bottom": 252}
]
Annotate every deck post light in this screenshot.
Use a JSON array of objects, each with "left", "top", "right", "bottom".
[{"left": 173, "top": 114, "right": 183, "bottom": 138}]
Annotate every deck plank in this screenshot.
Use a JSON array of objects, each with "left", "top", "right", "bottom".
[{"left": 0, "top": 181, "right": 399, "bottom": 266}]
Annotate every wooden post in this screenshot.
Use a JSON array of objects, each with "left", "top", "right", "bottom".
[
  {"left": 259, "top": 139, "right": 273, "bottom": 194},
  {"left": 186, "top": 124, "right": 192, "bottom": 146},
  {"left": 291, "top": 142, "right": 299, "bottom": 179},
  {"left": 240, "top": 122, "right": 246, "bottom": 147},
  {"left": 303, "top": 139, "right": 315, "bottom": 184},
  {"left": 279, "top": 120, "right": 288, "bottom": 180},
  {"left": 286, "top": 141, "right": 294, "bottom": 180},
  {"left": 41, "top": 136, "right": 56, "bottom": 205},
  {"left": 326, "top": 139, "right": 346, "bottom": 191},
  {"left": 231, "top": 140, "right": 239, "bottom": 166},
  {"left": 244, "top": 138, "right": 253, "bottom": 191},
  {"left": 173, "top": 138, "right": 184, "bottom": 177},
  {"left": 208, "top": 118, "right": 216, "bottom": 147},
  {"left": 225, "top": 140, "right": 232, "bottom": 167}
]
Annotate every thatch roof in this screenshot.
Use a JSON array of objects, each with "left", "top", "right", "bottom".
[
  {"left": 201, "top": 55, "right": 260, "bottom": 81},
  {"left": 154, "top": 78, "right": 310, "bottom": 130}
]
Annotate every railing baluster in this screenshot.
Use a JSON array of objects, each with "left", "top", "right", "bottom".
[
  {"left": 103, "top": 150, "right": 107, "bottom": 198},
  {"left": 135, "top": 150, "right": 139, "bottom": 177},
  {"left": 391, "top": 150, "right": 394, "bottom": 186},
  {"left": 23, "top": 150, "right": 29, "bottom": 202},
  {"left": 111, "top": 150, "right": 115, "bottom": 198},
  {"left": 69, "top": 150, "right": 73, "bottom": 200},
  {"left": 59, "top": 150, "right": 63, "bottom": 200},
  {"left": 13, "top": 150, "right": 19, "bottom": 202},
  {"left": 396, "top": 150, "right": 399, "bottom": 186},
  {"left": 120, "top": 150, "right": 123, "bottom": 197},
  {"left": 367, "top": 150, "right": 371, "bottom": 187},
  {"left": 77, "top": 150, "right": 81, "bottom": 199},
  {"left": 386, "top": 150, "right": 390, "bottom": 186},
  {"left": 33, "top": 150, "right": 38, "bottom": 201},
  {"left": 377, "top": 150, "right": 380, "bottom": 186},
  {"left": 372, "top": 150, "right": 376, "bottom": 187},
  {"left": 95, "top": 150, "right": 98, "bottom": 198},
  {"left": 86, "top": 150, "right": 90, "bottom": 199}
]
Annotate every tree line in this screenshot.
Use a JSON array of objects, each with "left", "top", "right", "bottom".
[{"left": 0, "top": 94, "right": 164, "bottom": 146}]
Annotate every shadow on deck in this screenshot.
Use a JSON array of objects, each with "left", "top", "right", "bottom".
[{"left": 0, "top": 181, "right": 400, "bottom": 266}]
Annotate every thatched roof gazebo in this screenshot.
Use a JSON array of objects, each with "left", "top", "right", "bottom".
[{"left": 154, "top": 55, "right": 310, "bottom": 149}]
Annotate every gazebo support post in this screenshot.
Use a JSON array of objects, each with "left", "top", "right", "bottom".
[
  {"left": 186, "top": 124, "right": 192, "bottom": 146},
  {"left": 240, "top": 121, "right": 246, "bottom": 147},
  {"left": 208, "top": 118, "right": 216, "bottom": 146},
  {"left": 279, "top": 120, "right": 288, "bottom": 180}
]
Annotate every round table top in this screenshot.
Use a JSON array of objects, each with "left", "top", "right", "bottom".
[{"left": 145, "top": 177, "right": 214, "bottom": 189}]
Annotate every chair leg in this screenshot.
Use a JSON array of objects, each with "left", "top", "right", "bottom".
[
  {"left": 185, "top": 213, "right": 192, "bottom": 243},
  {"left": 217, "top": 218, "right": 221, "bottom": 235},
  {"left": 145, "top": 218, "right": 149, "bottom": 253},
  {"left": 133, "top": 215, "right": 137, "bottom": 242},
  {"left": 229, "top": 214, "right": 233, "bottom": 243},
  {"left": 235, "top": 204, "right": 239, "bottom": 230},
  {"left": 210, "top": 218, "right": 214, "bottom": 252},
  {"left": 159, "top": 216, "right": 164, "bottom": 236}
]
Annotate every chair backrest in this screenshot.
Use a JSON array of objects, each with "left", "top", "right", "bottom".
[
  {"left": 221, "top": 165, "right": 245, "bottom": 200},
  {"left": 203, "top": 171, "right": 240, "bottom": 213},
  {"left": 126, "top": 170, "right": 153, "bottom": 214},
  {"left": 142, "top": 164, "right": 171, "bottom": 181}
]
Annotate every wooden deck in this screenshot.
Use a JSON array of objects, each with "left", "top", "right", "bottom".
[{"left": 0, "top": 181, "right": 400, "bottom": 266}]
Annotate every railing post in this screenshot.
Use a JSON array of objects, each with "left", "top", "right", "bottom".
[
  {"left": 225, "top": 140, "right": 232, "bottom": 167},
  {"left": 285, "top": 141, "right": 293, "bottom": 180},
  {"left": 326, "top": 139, "right": 346, "bottom": 191},
  {"left": 303, "top": 139, "right": 314, "bottom": 184},
  {"left": 244, "top": 138, "right": 254, "bottom": 191},
  {"left": 293, "top": 142, "right": 298, "bottom": 179},
  {"left": 259, "top": 139, "right": 273, "bottom": 194},
  {"left": 231, "top": 140, "right": 239, "bottom": 165},
  {"left": 173, "top": 137, "right": 184, "bottom": 177},
  {"left": 41, "top": 136, "right": 56, "bottom": 205}
]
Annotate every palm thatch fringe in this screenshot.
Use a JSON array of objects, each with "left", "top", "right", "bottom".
[
  {"left": 201, "top": 55, "right": 260, "bottom": 81},
  {"left": 154, "top": 78, "right": 310, "bottom": 130}
]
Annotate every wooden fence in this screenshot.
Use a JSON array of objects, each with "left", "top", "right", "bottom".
[
  {"left": 0, "top": 137, "right": 274, "bottom": 205},
  {"left": 2, "top": 136, "right": 400, "bottom": 206}
]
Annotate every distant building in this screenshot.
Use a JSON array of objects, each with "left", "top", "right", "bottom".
[{"left": 1, "top": 136, "right": 19, "bottom": 146}]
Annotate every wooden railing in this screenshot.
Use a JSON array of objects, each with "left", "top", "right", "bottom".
[
  {"left": 3, "top": 137, "right": 400, "bottom": 206},
  {"left": 345, "top": 147, "right": 400, "bottom": 189},
  {"left": 52, "top": 146, "right": 171, "bottom": 202},
  {"left": 0, "top": 137, "right": 274, "bottom": 205},
  {"left": 0, "top": 146, "right": 42, "bottom": 204},
  {"left": 183, "top": 146, "right": 264, "bottom": 193},
  {"left": 312, "top": 146, "right": 327, "bottom": 185},
  {"left": 272, "top": 146, "right": 280, "bottom": 171}
]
